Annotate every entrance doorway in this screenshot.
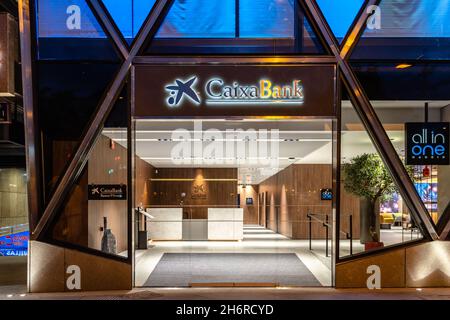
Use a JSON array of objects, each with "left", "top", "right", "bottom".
[{"left": 115, "top": 118, "right": 336, "bottom": 287}]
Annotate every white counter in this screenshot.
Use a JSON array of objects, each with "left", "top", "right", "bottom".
[
  {"left": 208, "top": 208, "right": 243, "bottom": 241},
  {"left": 146, "top": 208, "right": 243, "bottom": 241},
  {"left": 146, "top": 208, "right": 182, "bottom": 240}
]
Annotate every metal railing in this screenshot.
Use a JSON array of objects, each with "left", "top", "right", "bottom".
[
  {"left": 307, "top": 213, "right": 353, "bottom": 257},
  {"left": 0, "top": 223, "right": 29, "bottom": 237}
]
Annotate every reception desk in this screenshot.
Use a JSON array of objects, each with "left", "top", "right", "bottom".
[
  {"left": 146, "top": 208, "right": 243, "bottom": 241},
  {"left": 208, "top": 208, "right": 243, "bottom": 241},
  {"left": 146, "top": 208, "right": 183, "bottom": 240}
]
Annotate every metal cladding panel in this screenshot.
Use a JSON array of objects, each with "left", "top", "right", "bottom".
[{"left": 0, "top": 13, "right": 17, "bottom": 96}]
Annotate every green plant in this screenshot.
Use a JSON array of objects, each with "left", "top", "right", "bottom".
[
  {"left": 343, "top": 154, "right": 397, "bottom": 204},
  {"left": 342, "top": 153, "right": 413, "bottom": 242}
]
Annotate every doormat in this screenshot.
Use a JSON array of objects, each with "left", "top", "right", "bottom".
[{"left": 144, "top": 253, "right": 322, "bottom": 287}]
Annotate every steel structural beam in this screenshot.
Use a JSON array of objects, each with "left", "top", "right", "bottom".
[
  {"left": 23, "top": 0, "right": 442, "bottom": 244},
  {"left": 302, "top": 0, "right": 438, "bottom": 240},
  {"left": 0, "top": 0, "right": 18, "bottom": 17},
  {"left": 86, "top": 0, "right": 130, "bottom": 59},
  {"left": 18, "top": 0, "right": 42, "bottom": 232},
  {"left": 437, "top": 204, "right": 450, "bottom": 240},
  {"left": 31, "top": 0, "right": 174, "bottom": 240}
]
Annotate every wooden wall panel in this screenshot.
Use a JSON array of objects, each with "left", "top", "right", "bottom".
[
  {"left": 258, "top": 164, "right": 362, "bottom": 240},
  {"left": 88, "top": 135, "right": 128, "bottom": 253},
  {"left": 149, "top": 168, "right": 237, "bottom": 219},
  {"left": 135, "top": 156, "right": 153, "bottom": 207},
  {"left": 0, "top": 13, "right": 17, "bottom": 96},
  {"left": 239, "top": 185, "right": 259, "bottom": 224},
  {"left": 259, "top": 164, "right": 332, "bottom": 239}
]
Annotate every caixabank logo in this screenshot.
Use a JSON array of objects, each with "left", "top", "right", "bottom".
[
  {"left": 165, "top": 76, "right": 304, "bottom": 107},
  {"left": 405, "top": 122, "right": 450, "bottom": 165}
]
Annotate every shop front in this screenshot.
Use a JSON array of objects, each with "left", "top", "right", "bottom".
[{"left": 19, "top": 0, "right": 450, "bottom": 292}]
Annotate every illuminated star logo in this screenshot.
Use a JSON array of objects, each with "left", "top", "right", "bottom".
[
  {"left": 91, "top": 187, "right": 99, "bottom": 195},
  {"left": 166, "top": 77, "right": 201, "bottom": 107}
]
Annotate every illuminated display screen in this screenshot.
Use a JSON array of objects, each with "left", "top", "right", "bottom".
[
  {"left": 0, "top": 231, "right": 29, "bottom": 257},
  {"left": 415, "top": 183, "right": 438, "bottom": 203}
]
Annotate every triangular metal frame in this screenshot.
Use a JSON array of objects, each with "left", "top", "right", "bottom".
[{"left": 19, "top": 0, "right": 446, "bottom": 262}]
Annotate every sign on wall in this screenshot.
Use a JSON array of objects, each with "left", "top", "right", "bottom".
[
  {"left": 405, "top": 122, "right": 449, "bottom": 165},
  {"left": 320, "top": 188, "right": 333, "bottom": 200},
  {"left": 134, "top": 64, "right": 337, "bottom": 117},
  {"left": 88, "top": 184, "right": 127, "bottom": 200}
]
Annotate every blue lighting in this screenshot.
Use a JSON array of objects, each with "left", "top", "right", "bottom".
[
  {"left": 37, "top": 0, "right": 450, "bottom": 39},
  {"left": 0, "top": 231, "right": 29, "bottom": 257},
  {"left": 316, "top": 0, "right": 364, "bottom": 40}
]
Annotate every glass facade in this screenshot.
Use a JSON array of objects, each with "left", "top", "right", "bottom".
[{"left": 16, "top": 0, "right": 450, "bottom": 291}]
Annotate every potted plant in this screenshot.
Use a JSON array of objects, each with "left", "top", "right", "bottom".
[{"left": 342, "top": 154, "right": 411, "bottom": 250}]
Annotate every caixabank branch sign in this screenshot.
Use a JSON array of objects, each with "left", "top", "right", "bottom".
[
  {"left": 405, "top": 122, "right": 450, "bottom": 165},
  {"left": 134, "top": 64, "right": 337, "bottom": 117}
]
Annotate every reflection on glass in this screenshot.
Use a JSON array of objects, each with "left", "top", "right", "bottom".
[
  {"left": 129, "top": 119, "right": 334, "bottom": 287},
  {"left": 339, "top": 104, "right": 424, "bottom": 258},
  {"left": 45, "top": 93, "right": 129, "bottom": 258}
]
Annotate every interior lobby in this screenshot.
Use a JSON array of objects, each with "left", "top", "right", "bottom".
[
  {"left": 90, "top": 101, "right": 442, "bottom": 287},
  {"left": 106, "top": 118, "right": 335, "bottom": 287}
]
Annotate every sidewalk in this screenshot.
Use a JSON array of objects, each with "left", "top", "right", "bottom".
[{"left": 1, "top": 285, "right": 449, "bottom": 300}]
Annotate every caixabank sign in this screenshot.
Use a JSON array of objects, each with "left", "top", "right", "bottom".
[
  {"left": 405, "top": 122, "right": 449, "bottom": 165},
  {"left": 134, "top": 64, "right": 337, "bottom": 117}
]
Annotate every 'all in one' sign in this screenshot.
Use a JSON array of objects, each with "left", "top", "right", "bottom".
[{"left": 405, "top": 122, "right": 449, "bottom": 165}]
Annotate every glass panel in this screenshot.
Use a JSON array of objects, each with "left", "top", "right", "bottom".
[
  {"left": 350, "top": 62, "right": 450, "bottom": 100},
  {"left": 38, "top": 62, "right": 120, "bottom": 204},
  {"left": 131, "top": 119, "right": 334, "bottom": 287},
  {"left": 0, "top": 168, "right": 29, "bottom": 285},
  {"left": 339, "top": 102, "right": 423, "bottom": 258},
  {"left": 316, "top": 0, "right": 364, "bottom": 42},
  {"left": 44, "top": 91, "right": 129, "bottom": 258},
  {"left": 36, "top": 0, "right": 121, "bottom": 60},
  {"left": 363, "top": 0, "right": 450, "bottom": 38},
  {"left": 351, "top": 1, "right": 450, "bottom": 60},
  {"left": 352, "top": 62, "right": 450, "bottom": 223},
  {"left": 102, "top": 0, "right": 157, "bottom": 43},
  {"left": 155, "top": 0, "right": 236, "bottom": 38},
  {"left": 239, "top": 0, "right": 294, "bottom": 38},
  {"left": 146, "top": 0, "right": 326, "bottom": 54},
  {"left": 367, "top": 101, "right": 449, "bottom": 225}
]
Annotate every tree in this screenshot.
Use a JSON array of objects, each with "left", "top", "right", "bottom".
[{"left": 342, "top": 153, "right": 412, "bottom": 242}]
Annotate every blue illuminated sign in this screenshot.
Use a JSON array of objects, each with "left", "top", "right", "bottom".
[
  {"left": 321, "top": 188, "right": 333, "bottom": 201},
  {"left": 406, "top": 122, "right": 449, "bottom": 165},
  {"left": 0, "top": 231, "right": 29, "bottom": 256}
]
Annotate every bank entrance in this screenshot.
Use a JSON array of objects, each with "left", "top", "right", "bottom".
[{"left": 126, "top": 59, "right": 338, "bottom": 287}]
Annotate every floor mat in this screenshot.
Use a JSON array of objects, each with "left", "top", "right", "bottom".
[{"left": 144, "top": 253, "right": 322, "bottom": 287}]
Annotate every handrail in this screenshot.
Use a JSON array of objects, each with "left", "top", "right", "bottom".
[
  {"left": 307, "top": 213, "right": 353, "bottom": 257},
  {"left": 0, "top": 223, "right": 29, "bottom": 237},
  {"left": 307, "top": 213, "right": 330, "bottom": 257}
]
